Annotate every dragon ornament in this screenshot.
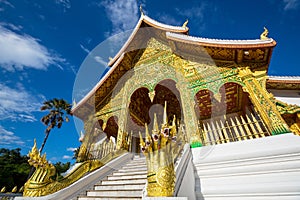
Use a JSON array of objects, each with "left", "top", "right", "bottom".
[{"left": 139, "top": 102, "right": 177, "bottom": 197}]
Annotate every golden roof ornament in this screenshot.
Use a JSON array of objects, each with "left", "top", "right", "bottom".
[
  {"left": 182, "top": 19, "right": 189, "bottom": 29},
  {"left": 140, "top": 5, "right": 144, "bottom": 16},
  {"left": 260, "top": 27, "right": 269, "bottom": 40}
]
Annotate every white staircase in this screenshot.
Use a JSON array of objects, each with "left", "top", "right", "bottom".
[
  {"left": 192, "top": 133, "right": 300, "bottom": 200},
  {"left": 78, "top": 156, "right": 147, "bottom": 200}
]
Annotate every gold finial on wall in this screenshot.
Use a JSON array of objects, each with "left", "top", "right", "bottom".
[
  {"left": 260, "top": 27, "right": 269, "bottom": 40},
  {"left": 140, "top": 5, "right": 144, "bottom": 16},
  {"left": 182, "top": 19, "right": 189, "bottom": 29}
]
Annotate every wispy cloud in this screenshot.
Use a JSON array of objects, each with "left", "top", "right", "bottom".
[
  {"left": 80, "top": 44, "right": 91, "bottom": 54},
  {"left": 0, "top": 83, "right": 44, "bottom": 122},
  {"left": 0, "top": 25, "right": 64, "bottom": 71},
  {"left": 176, "top": 5, "right": 206, "bottom": 21},
  {"left": 175, "top": 4, "right": 206, "bottom": 33},
  {"left": 94, "top": 56, "right": 108, "bottom": 66},
  {"left": 0, "top": 22, "right": 22, "bottom": 31},
  {"left": 0, "top": 0, "right": 14, "bottom": 8},
  {"left": 67, "top": 147, "right": 77, "bottom": 152},
  {"left": 283, "top": 0, "right": 299, "bottom": 10},
  {"left": 55, "top": 0, "right": 71, "bottom": 11},
  {"left": 0, "top": 125, "right": 24, "bottom": 145},
  {"left": 101, "top": 0, "right": 139, "bottom": 35},
  {"left": 63, "top": 155, "right": 72, "bottom": 159},
  {"left": 157, "top": 13, "right": 180, "bottom": 26}
]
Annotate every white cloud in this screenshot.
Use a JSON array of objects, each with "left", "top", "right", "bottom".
[
  {"left": 0, "top": 0, "right": 14, "bottom": 8},
  {"left": 176, "top": 5, "right": 205, "bottom": 21},
  {"left": 94, "top": 56, "right": 108, "bottom": 66},
  {"left": 157, "top": 14, "right": 180, "bottom": 26},
  {"left": 283, "top": 0, "right": 299, "bottom": 10},
  {"left": 80, "top": 44, "right": 91, "bottom": 54},
  {"left": 0, "top": 22, "right": 22, "bottom": 31},
  {"left": 0, "top": 25, "right": 64, "bottom": 71},
  {"left": 0, "top": 83, "right": 44, "bottom": 122},
  {"left": 63, "top": 155, "right": 72, "bottom": 159},
  {"left": 101, "top": 0, "right": 139, "bottom": 35},
  {"left": 0, "top": 125, "right": 24, "bottom": 145},
  {"left": 55, "top": 0, "right": 71, "bottom": 11},
  {"left": 67, "top": 147, "right": 77, "bottom": 152}
]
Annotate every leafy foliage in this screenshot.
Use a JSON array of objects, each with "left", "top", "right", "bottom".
[
  {"left": 0, "top": 148, "right": 72, "bottom": 191},
  {"left": 0, "top": 148, "right": 30, "bottom": 191},
  {"left": 53, "top": 162, "right": 71, "bottom": 180}
]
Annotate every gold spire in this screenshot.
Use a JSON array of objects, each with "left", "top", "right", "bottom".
[
  {"left": 139, "top": 131, "right": 146, "bottom": 153},
  {"left": 163, "top": 101, "right": 168, "bottom": 126},
  {"left": 260, "top": 27, "right": 269, "bottom": 40},
  {"left": 153, "top": 113, "right": 159, "bottom": 134},
  {"left": 145, "top": 123, "right": 153, "bottom": 152}
]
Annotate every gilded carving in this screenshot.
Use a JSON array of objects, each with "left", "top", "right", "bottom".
[
  {"left": 140, "top": 103, "right": 177, "bottom": 197},
  {"left": 238, "top": 67, "right": 290, "bottom": 135},
  {"left": 24, "top": 140, "right": 124, "bottom": 197}
]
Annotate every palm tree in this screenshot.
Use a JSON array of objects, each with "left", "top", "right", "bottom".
[{"left": 39, "top": 98, "right": 72, "bottom": 153}]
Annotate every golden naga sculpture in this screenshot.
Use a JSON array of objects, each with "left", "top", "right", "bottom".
[
  {"left": 139, "top": 102, "right": 177, "bottom": 197},
  {"left": 24, "top": 138, "right": 123, "bottom": 197},
  {"left": 260, "top": 27, "right": 269, "bottom": 40},
  {"left": 24, "top": 139, "right": 56, "bottom": 197}
]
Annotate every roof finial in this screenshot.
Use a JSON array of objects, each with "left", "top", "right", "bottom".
[
  {"left": 260, "top": 27, "right": 269, "bottom": 40},
  {"left": 182, "top": 19, "right": 189, "bottom": 29},
  {"left": 140, "top": 4, "right": 144, "bottom": 16}
]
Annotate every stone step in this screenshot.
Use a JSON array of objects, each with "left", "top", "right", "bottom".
[
  {"left": 94, "top": 183, "right": 145, "bottom": 191},
  {"left": 125, "top": 161, "right": 146, "bottom": 166},
  {"left": 112, "top": 170, "right": 147, "bottom": 176},
  {"left": 117, "top": 167, "right": 147, "bottom": 173},
  {"left": 121, "top": 165, "right": 147, "bottom": 170},
  {"left": 107, "top": 174, "right": 146, "bottom": 181},
  {"left": 101, "top": 179, "right": 146, "bottom": 185},
  {"left": 78, "top": 197, "right": 141, "bottom": 200},
  {"left": 86, "top": 190, "right": 142, "bottom": 197}
]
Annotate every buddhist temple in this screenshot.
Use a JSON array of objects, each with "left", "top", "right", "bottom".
[{"left": 19, "top": 13, "right": 300, "bottom": 200}]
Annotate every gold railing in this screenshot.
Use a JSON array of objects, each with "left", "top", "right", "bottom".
[
  {"left": 199, "top": 112, "right": 271, "bottom": 146},
  {"left": 88, "top": 137, "right": 116, "bottom": 160}
]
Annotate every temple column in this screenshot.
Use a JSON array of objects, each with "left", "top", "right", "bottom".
[
  {"left": 238, "top": 67, "right": 290, "bottom": 135},
  {"left": 176, "top": 80, "right": 202, "bottom": 147},
  {"left": 115, "top": 106, "right": 128, "bottom": 150}
]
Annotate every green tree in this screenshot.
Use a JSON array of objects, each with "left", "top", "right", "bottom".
[
  {"left": 0, "top": 148, "right": 31, "bottom": 191},
  {"left": 53, "top": 162, "right": 71, "bottom": 180},
  {"left": 40, "top": 98, "right": 72, "bottom": 153}
]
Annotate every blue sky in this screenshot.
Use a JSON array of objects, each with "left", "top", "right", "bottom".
[{"left": 0, "top": 0, "right": 299, "bottom": 163}]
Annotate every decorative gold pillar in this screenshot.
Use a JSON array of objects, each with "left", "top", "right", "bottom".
[
  {"left": 238, "top": 67, "right": 290, "bottom": 135},
  {"left": 175, "top": 81, "right": 202, "bottom": 147},
  {"left": 115, "top": 90, "right": 130, "bottom": 150}
]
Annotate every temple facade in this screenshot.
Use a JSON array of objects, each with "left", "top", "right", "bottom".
[
  {"left": 20, "top": 14, "right": 300, "bottom": 200},
  {"left": 72, "top": 14, "right": 299, "bottom": 156}
]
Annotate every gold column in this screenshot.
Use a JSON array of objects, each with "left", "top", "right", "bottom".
[{"left": 238, "top": 67, "right": 290, "bottom": 135}]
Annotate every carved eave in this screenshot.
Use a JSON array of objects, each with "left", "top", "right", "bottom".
[
  {"left": 108, "top": 15, "right": 189, "bottom": 67},
  {"left": 166, "top": 32, "right": 276, "bottom": 69},
  {"left": 267, "top": 76, "right": 300, "bottom": 90}
]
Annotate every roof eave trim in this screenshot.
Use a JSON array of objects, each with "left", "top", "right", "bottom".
[
  {"left": 72, "top": 52, "right": 125, "bottom": 114},
  {"left": 166, "top": 32, "right": 276, "bottom": 48},
  {"left": 108, "top": 15, "right": 144, "bottom": 66}
]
